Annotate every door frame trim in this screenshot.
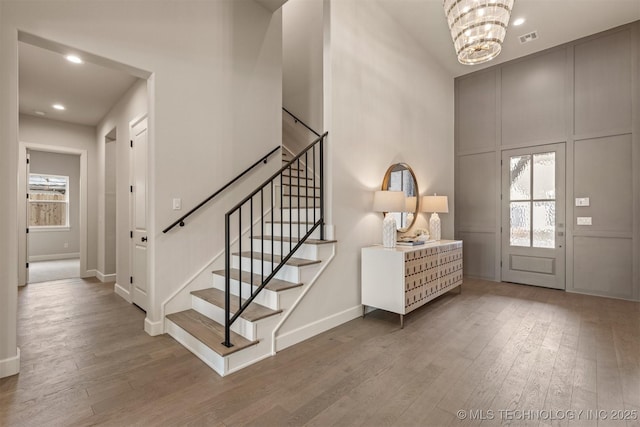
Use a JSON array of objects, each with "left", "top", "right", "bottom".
[
  {"left": 18, "top": 142, "right": 89, "bottom": 284},
  {"left": 499, "top": 142, "right": 567, "bottom": 289}
]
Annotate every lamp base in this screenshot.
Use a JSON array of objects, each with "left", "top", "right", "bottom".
[
  {"left": 382, "top": 214, "right": 397, "bottom": 248},
  {"left": 429, "top": 212, "right": 441, "bottom": 241}
]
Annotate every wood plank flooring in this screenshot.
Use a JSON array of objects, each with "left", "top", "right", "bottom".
[{"left": 1, "top": 277, "right": 638, "bottom": 426}]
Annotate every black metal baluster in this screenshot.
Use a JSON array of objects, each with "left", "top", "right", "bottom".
[
  {"left": 260, "top": 188, "right": 264, "bottom": 293},
  {"left": 250, "top": 197, "right": 253, "bottom": 302},
  {"left": 320, "top": 135, "right": 325, "bottom": 240},
  {"left": 238, "top": 205, "right": 242, "bottom": 306},
  {"left": 271, "top": 180, "right": 274, "bottom": 283},
  {"left": 313, "top": 145, "right": 317, "bottom": 227},
  {"left": 297, "top": 157, "right": 301, "bottom": 247},
  {"left": 305, "top": 151, "right": 309, "bottom": 238},
  {"left": 289, "top": 166, "right": 292, "bottom": 257},
  {"left": 224, "top": 212, "right": 231, "bottom": 347}
]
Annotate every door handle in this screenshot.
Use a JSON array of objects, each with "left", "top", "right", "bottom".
[{"left": 141, "top": 236, "right": 148, "bottom": 242}]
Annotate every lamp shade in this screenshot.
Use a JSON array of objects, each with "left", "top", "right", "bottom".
[
  {"left": 405, "top": 196, "right": 417, "bottom": 212},
  {"left": 373, "top": 191, "right": 405, "bottom": 213},
  {"left": 421, "top": 195, "right": 449, "bottom": 213}
]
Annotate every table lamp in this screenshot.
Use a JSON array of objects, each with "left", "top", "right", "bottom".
[
  {"left": 421, "top": 194, "right": 448, "bottom": 241},
  {"left": 373, "top": 190, "right": 405, "bottom": 248}
]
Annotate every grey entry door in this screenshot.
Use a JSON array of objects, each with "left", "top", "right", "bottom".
[{"left": 501, "top": 144, "right": 566, "bottom": 289}]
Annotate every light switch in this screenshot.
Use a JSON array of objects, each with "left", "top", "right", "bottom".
[
  {"left": 575, "top": 197, "right": 590, "bottom": 207},
  {"left": 577, "top": 217, "right": 592, "bottom": 226},
  {"left": 172, "top": 198, "right": 182, "bottom": 210}
]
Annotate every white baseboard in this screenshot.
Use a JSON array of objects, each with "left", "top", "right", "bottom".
[
  {"left": 84, "top": 269, "right": 97, "bottom": 279},
  {"left": 275, "top": 305, "right": 362, "bottom": 352},
  {"left": 114, "top": 283, "right": 131, "bottom": 302},
  {"left": 0, "top": 348, "right": 20, "bottom": 378},
  {"left": 28, "top": 253, "right": 80, "bottom": 262},
  {"left": 145, "top": 317, "right": 164, "bottom": 336},
  {"left": 96, "top": 271, "right": 116, "bottom": 283}
]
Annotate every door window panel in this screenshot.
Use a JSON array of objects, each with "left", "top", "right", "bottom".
[{"left": 509, "top": 152, "right": 555, "bottom": 248}]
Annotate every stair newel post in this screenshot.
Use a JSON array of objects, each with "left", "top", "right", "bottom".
[
  {"left": 319, "top": 133, "right": 325, "bottom": 241},
  {"left": 224, "top": 212, "right": 232, "bottom": 348}
]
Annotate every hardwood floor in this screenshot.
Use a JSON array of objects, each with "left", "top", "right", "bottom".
[{"left": 1, "top": 277, "right": 639, "bottom": 426}]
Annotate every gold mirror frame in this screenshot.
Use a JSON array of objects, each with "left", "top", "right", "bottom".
[{"left": 381, "top": 163, "right": 419, "bottom": 232}]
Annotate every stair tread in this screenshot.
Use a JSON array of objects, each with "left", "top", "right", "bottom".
[
  {"left": 253, "top": 235, "right": 336, "bottom": 245},
  {"left": 191, "top": 288, "right": 282, "bottom": 322},
  {"left": 234, "top": 251, "right": 321, "bottom": 267},
  {"left": 166, "top": 309, "right": 257, "bottom": 357},
  {"left": 212, "top": 269, "right": 303, "bottom": 292}
]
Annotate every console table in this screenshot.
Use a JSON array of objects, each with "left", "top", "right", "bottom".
[{"left": 361, "top": 240, "right": 463, "bottom": 327}]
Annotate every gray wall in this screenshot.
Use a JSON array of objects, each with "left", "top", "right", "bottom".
[
  {"left": 455, "top": 22, "right": 639, "bottom": 301},
  {"left": 28, "top": 150, "right": 81, "bottom": 260}
]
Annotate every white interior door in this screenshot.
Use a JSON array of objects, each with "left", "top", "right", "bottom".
[
  {"left": 501, "top": 144, "right": 566, "bottom": 289},
  {"left": 25, "top": 151, "right": 31, "bottom": 283},
  {"left": 131, "top": 117, "right": 148, "bottom": 310}
]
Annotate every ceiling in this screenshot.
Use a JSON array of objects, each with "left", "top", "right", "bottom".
[
  {"left": 380, "top": 0, "right": 640, "bottom": 77},
  {"left": 19, "top": 42, "right": 139, "bottom": 126},
  {"left": 18, "top": 0, "right": 640, "bottom": 127}
]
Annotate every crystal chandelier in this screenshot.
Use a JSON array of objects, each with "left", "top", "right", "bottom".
[{"left": 443, "top": 0, "right": 515, "bottom": 65}]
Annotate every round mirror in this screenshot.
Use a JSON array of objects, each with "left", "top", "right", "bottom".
[{"left": 381, "top": 163, "right": 419, "bottom": 232}]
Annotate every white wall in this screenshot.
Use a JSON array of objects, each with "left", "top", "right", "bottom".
[
  {"left": 277, "top": 0, "right": 455, "bottom": 337},
  {"left": 1, "top": 0, "right": 283, "bottom": 368},
  {"left": 96, "top": 79, "right": 147, "bottom": 289},
  {"left": 28, "top": 150, "right": 81, "bottom": 260},
  {"left": 283, "top": 0, "right": 324, "bottom": 132},
  {"left": 18, "top": 115, "right": 96, "bottom": 281}
]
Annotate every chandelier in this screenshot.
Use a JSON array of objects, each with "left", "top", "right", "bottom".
[{"left": 443, "top": 0, "right": 515, "bottom": 65}]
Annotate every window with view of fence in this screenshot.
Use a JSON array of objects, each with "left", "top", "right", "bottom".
[{"left": 28, "top": 174, "right": 69, "bottom": 227}]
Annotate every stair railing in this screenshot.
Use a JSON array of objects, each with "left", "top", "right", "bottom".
[
  {"left": 162, "top": 145, "right": 281, "bottom": 233},
  {"left": 223, "top": 132, "right": 328, "bottom": 347}
]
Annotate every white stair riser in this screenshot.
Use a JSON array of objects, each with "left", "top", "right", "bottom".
[
  {"left": 211, "top": 274, "right": 280, "bottom": 310},
  {"left": 265, "top": 223, "right": 321, "bottom": 239},
  {"left": 191, "top": 295, "right": 258, "bottom": 341},
  {"left": 231, "top": 255, "right": 319, "bottom": 284},
  {"left": 253, "top": 239, "right": 332, "bottom": 260},
  {"left": 274, "top": 208, "right": 321, "bottom": 222},
  {"left": 232, "top": 255, "right": 301, "bottom": 283},
  {"left": 166, "top": 319, "right": 227, "bottom": 376},
  {"left": 166, "top": 318, "right": 277, "bottom": 377},
  {"left": 276, "top": 185, "right": 319, "bottom": 198}
]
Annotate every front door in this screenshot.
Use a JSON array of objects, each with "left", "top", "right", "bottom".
[
  {"left": 501, "top": 144, "right": 566, "bottom": 289},
  {"left": 131, "top": 117, "right": 148, "bottom": 310}
]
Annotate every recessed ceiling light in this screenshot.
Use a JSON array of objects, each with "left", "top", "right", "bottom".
[
  {"left": 513, "top": 18, "right": 525, "bottom": 26},
  {"left": 34, "top": 110, "right": 46, "bottom": 116},
  {"left": 52, "top": 104, "right": 66, "bottom": 111},
  {"left": 65, "top": 55, "right": 83, "bottom": 64}
]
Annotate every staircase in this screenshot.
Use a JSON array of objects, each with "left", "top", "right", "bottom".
[{"left": 165, "top": 132, "right": 333, "bottom": 377}]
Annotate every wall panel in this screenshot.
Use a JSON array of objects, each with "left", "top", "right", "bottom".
[
  {"left": 574, "top": 29, "right": 632, "bottom": 135},
  {"left": 459, "top": 231, "right": 495, "bottom": 279},
  {"left": 573, "top": 236, "right": 633, "bottom": 298},
  {"left": 458, "top": 70, "right": 496, "bottom": 152},
  {"left": 501, "top": 49, "right": 566, "bottom": 145},
  {"left": 574, "top": 134, "right": 632, "bottom": 232},
  {"left": 457, "top": 152, "right": 496, "bottom": 230}
]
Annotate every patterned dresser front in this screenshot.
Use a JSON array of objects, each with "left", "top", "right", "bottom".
[{"left": 362, "top": 240, "right": 463, "bottom": 326}]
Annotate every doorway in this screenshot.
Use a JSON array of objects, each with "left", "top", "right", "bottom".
[
  {"left": 130, "top": 116, "right": 149, "bottom": 311},
  {"left": 501, "top": 143, "right": 566, "bottom": 289},
  {"left": 26, "top": 149, "right": 82, "bottom": 283}
]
